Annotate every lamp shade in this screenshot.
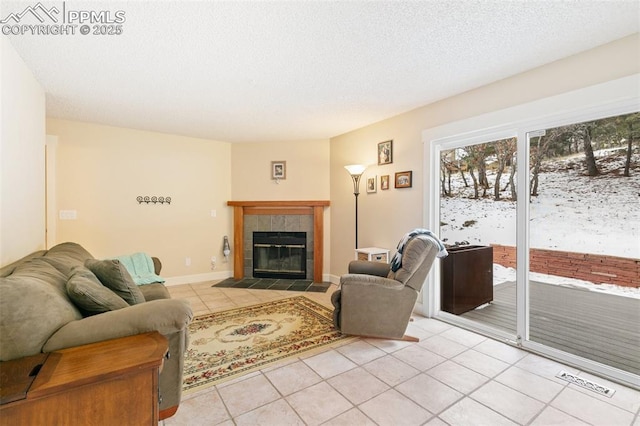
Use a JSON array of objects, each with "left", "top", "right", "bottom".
[{"left": 344, "top": 164, "right": 366, "bottom": 176}]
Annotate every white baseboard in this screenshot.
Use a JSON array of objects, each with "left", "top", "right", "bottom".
[
  {"left": 164, "top": 270, "right": 232, "bottom": 286},
  {"left": 327, "top": 274, "right": 340, "bottom": 285}
]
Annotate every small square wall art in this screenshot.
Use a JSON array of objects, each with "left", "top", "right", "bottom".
[{"left": 395, "top": 171, "right": 412, "bottom": 188}]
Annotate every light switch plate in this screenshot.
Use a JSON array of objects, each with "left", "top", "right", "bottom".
[{"left": 59, "top": 210, "right": 77, "bottom": 220}]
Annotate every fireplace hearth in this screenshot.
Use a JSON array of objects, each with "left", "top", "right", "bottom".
[{"left": 253, "top": 232, "right": 307, "bottom": 279}]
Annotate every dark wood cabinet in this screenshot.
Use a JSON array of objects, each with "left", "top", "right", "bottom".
[
  {"left": 0, "top": 332, "right": 167, "bottom": 426},
  {"left": 441, "top": 245, "right": 493, "bottom": 315}
]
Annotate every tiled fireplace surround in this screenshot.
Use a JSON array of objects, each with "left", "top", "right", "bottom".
[
  {"left": 243, "top": 214, "right": 314, "bottom": 280},
  {"left": 227, "top": 201, "right": 330, "bottom": 282}
]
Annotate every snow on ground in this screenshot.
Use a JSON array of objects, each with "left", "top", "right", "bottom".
[
  {"left": 440, "top": 150, "right": 640, "bottom": 258},
  {"left": 529, "top": 150, "right": 640, "bottom": 258},
  {"left": 440, "top": 149, "right": 640, "bottom": 297}
]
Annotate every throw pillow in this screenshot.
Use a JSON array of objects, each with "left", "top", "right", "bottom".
[
  {"left": 85, "top": 259, "right": 146, "bottom": 305},
  {"left": 66, "top": 267, "right": 129, "bottom": 316}
]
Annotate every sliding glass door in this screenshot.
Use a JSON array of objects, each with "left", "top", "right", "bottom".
[
  {"left": 525, "top": 113, "right": 640, "bottom": 378},
  {"left": 429, "top": 100, "right": 639, "bottom": 388},
  {"left": 436, "top": 134, "right": 519, "bottom": 342}
]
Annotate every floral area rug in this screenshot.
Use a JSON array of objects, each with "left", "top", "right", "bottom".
[{"left": 183, "top": 296, "right": 354, "bottom": 394}]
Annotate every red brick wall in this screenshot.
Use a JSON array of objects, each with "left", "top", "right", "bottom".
[
  {"left": 490, "top": 244, "right": 639, "bottom": 288},
  {"left": 492, "top": 244, "right": 517, "bottom": 269}
]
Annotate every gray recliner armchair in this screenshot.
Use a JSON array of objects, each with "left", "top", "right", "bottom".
[{"left": 331, "top": 234, "right": 441, "bottom": 340}]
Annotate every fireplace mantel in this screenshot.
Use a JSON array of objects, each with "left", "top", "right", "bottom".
[{"left": 227, "top": 200, "right": 330, "bottom": 282}]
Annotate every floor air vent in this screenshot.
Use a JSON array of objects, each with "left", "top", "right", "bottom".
[{"left": 556, "top": 371, "right": 615, "bottom": 398}]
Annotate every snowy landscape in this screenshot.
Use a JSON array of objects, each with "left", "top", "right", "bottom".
[{"left": 440, "top": 147, "right": 640, "bottom": 299}]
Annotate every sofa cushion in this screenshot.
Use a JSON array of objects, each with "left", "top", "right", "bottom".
[
  {"left": 40, "top": 256, "right": 76, "bottom": 278},
  {"left": 12, "top": 258, "right": 74, "bottom": 296},
  {"left": 85, "top": 259, "right": 145, "bottom": 305},
  {"left": 45, "top": 242, "right": 94, "bottom": 266},
  {"left": 0, "top": 250, "right": 47, "bottom": 277},
  {"left": 0, "top": 259, "right": 83, "bottom": 361},
  {"left": 66, "top": 267, "right": 129, "bottom": 316}
]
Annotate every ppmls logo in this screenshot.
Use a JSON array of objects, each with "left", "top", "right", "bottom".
[
  {"left": 1, "top": 2, "right": 126, "bottom": 36},
  {"left": 0, "top": 3, "right": 60, "bottom": 24}
]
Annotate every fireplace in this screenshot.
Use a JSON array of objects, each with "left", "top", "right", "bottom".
[
  {"left": 227, "top": 200, "right": 329, "bottom": 282},
  {"left": 253, "top": 232, "right": 307, "bottom": 279}
]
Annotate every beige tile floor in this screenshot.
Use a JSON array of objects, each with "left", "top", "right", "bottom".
[{"left": 163, "top": 281, "right": 640, "bottom": 426}]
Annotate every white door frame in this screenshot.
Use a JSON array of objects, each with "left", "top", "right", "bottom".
[{"left": 45, "top": 135, "right": 57, "bottom": 249}]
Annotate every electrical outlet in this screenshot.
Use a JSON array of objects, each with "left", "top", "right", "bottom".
[
  {"left": 185, "top": 257, "right": 191, "bottom": 267},
  {"left": 211, "top": 256, "right": 216, "bottom": 270}
]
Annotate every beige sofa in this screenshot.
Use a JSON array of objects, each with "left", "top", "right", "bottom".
[{"left": 0, "top": 242, "right": 193, "bottom": 419}]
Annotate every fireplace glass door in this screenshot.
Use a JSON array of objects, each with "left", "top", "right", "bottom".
[{"left": 253, "top": 232, "right": 307, "bottom": 279}]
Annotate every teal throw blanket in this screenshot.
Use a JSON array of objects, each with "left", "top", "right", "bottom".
[{"left": 115, "top": 252, "right": 165, "bottom": 285}]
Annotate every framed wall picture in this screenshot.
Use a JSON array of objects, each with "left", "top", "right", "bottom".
[
  {"left": 395, "top": 171, "right": 412, "bottom": 188},
  {"left": 271, "top": 161, "right": 286, "bottom": 180},
  {"left": 366, "top": 176, "right": 377, "bottom": 193},
  {"left": 380, "top": 175, "right": 390, "bottom": 190},
  {"left": 377, "top": 140, "right": 393, "bottom": 165}
]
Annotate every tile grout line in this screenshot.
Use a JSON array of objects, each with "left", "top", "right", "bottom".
[{"left": 411, "top": 333, "right": 553, "bottom": 425}]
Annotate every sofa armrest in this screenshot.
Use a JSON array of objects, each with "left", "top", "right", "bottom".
[
  {"left": 347, "top": 260, "right": 390, "bottom": 277},
  {"left": 43, "top": 298, "right": 193, "bottom": 352},
  {"left": 152, "top": 257, "right": 162, "bottom": 275}
]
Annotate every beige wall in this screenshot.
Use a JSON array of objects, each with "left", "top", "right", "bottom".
[
  {"left": 46, "top": 119, "right": 232, "bottom": 278},
  {"left": 231, "top": 139, "right": 332, "bottom": 274},
  {"left": 231, "top": 140, "right": 330, "bottom": 200},
  {"left": 0, "top": 39, "right": 46, "bottom": 265},
  {"left": 43, "top": 123, "right": 333, "bottom": 279},
  {"left": 329, "top": 34, "right": 640, "bottom": 277}
]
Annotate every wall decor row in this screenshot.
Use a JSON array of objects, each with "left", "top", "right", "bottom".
[
  {"left": 368, "top": 139, "right": 412, "bottom": 193},
  {"left": 136, "top": 196, "right": 172, "bottom": 204}
]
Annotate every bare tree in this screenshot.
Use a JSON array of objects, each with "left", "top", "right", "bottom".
[
  {"left": 493, "top": 138, "right": 516, "bottom": 201},
  {"left": 624, "top": 125, "right": 633, "bottom": 177},
  {"left": 440, "top": 150, "right": 459, "bottom": 196},
  {"left": 530, "top": 130, "right": 558, "bottom": 196},
  {"left": 581, "top": 123, "right": 599, "bottom": 176},
  {"left": 508, "top": 152, "right": 517, "bottom": 201},
  {"left": 459, "top": 165, "right": 469, "bottom": 187},
  {"left": 616, "top": 112, "right": 640, "bottom": 177},
  {"left": 440, "top": 157, "right": 449, "bottom": 196},
  {"left": 468, "top": 164, "right": 479, "bottom": 199},
  {"left": 464, "top": 144, "right": 490, "bottom": 198}
]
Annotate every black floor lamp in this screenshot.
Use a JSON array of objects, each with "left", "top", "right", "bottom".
[{"left": 344, "top": 164, "right": 366, "bottom": 249}]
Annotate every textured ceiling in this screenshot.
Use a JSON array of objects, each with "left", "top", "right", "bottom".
[{"left": 3, "top": 1, "right": 639, "bottom": 142}]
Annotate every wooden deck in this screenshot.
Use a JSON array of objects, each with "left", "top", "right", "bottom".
[{"left": 461, "top": 281, "right": 640, "bottom": 376}]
